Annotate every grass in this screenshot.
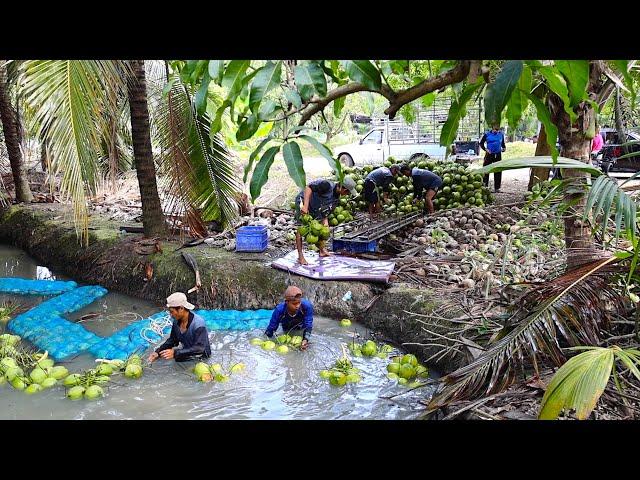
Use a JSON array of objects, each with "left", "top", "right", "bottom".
[{"left": 503, "top": 141, "right": 537, "bottom": 160}]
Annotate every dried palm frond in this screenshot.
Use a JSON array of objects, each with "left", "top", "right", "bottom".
[
  {"left": 428, "top": 256, "right": 627, "bottom": 410},
  {"left": 153, "top": 75, "right": 240, "bottom": 237}
]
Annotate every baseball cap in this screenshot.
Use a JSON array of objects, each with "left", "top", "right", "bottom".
[
  {"left": 166, "top": 292, "right": 195, "bottom": 310},
  {"left": 284, "top": 285, "right": 303, "bottom": 300},
  {"left": 340, "top": 176, "right": 358, "bottom": 197}
]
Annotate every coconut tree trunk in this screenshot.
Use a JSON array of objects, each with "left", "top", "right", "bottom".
[
  {"left": 0, "top": 61, "right": 32, "bottom": 203},
  {"left": 126, "top": 59, "right": 167, "bottom": 237},
  {"left": 614, "top": 87, "right": 627, "bottom": 154},
  {"left": 527, "top": 123, "right": 551, "bottom": 190},
  {"left": 548, "top": 60, "right": 606, "bottom": 270}
]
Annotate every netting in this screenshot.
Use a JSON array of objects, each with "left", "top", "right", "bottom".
[
  {"left": 8, "top": 286, "right": 108, "bottom": 359},
  {"left": 5, "top": 279, "right": 274, "bottom": 361},
  {"left": 0, "top": 277, "right": 77, "bottom": 295}
]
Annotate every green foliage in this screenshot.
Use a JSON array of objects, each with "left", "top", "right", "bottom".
[
  {"left": 475, "top": 156, "right": 602, "bottom": 176},
  {"left": 249, "top": 145, "right": 279, "bottom": 201},
  {"left": 340, "top": 60, "right": 381, "bottom": 90},
  {"left": 440, "top": 80, "right": 485, "bottom": 149},
  {"left": 555, "top": 60, "right": 590, "bottom": 107},
  {"left": 539, "top": 346, "right": 640, "bottom": 420},
  {"left": 484, "top": 60, "right": 523, "bottom": 126},
  {"left": 282, "top": 140, "right": 306, "bottom": 190}
]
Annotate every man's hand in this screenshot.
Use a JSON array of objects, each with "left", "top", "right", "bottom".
[
  {"left": 301, "top": 339, "right": 309, "bottom": 350},
  {"left": 159, "top": 348, "right": 175, "bottom": 360},
  {"left": 148, "top": 351, "right": 159, "bottom": 363},
  {"left": 301, "top": 204, "right": 309, "bottom": 214}
]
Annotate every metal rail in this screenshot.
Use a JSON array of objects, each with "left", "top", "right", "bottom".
[{"left": 341, "top": 212, "right": 422, "bottom": 242}]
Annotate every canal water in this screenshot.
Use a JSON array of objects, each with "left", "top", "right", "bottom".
[{"left": 0, "top": 244, "right": 432, "bottom": 419}]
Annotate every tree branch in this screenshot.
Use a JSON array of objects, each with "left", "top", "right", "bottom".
[
  {"left": 297, "top": 60, "right": 472, "bottom": 126},
  {"left": 384, "top": 60, "right": 472, "bottom": 118}
]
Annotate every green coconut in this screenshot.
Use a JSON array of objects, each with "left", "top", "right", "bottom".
[
  {"left": 41, "top": 377, "right": 58, "bottom": 388},
  {"left": 261, "top": 341, "right": 276, "bottom": 351},
  {"left": 193, "top": 362, "right": 211, "bottom": 377},
  {"left": 398, "top": 363, "right": 416, "bottom": 380},
  {"left": 95, "top": 363, "right": 114, "bottom": 376},
  {"left": 401, "top": 354, "right": 418, "bottom": 366},
  {"left": 25, "top": 383, "right": 43, "bottom": 394},
  {"left": 387, "top": 363, "right": 401, "bottom": 374},
  {"left": 10, "top": 376, "right": 27, "bottom": 390},
  {"left": 319, "top": 370, "right": 332, "bottom": 379},
  {"left": 127, "top": 354, "right": 143, "bottom": 366},
  {"left": 4, "top": 366, "right": 23, "bottom": 382},
  {"left": 230, "top": 363, "right": 246, "bottom": 374},
  {"left": 124, "top": 364, "right": 143, "bottom": 379},
  {"left": 63, "top": 373, "right": 83, "bottom": 387},
  {"left": 84, "top": 385, "right": 104, "bottom": 400},
  {"left": 290, "top": 336, "right": 303, "bottom": 347},
  {"left": 250, "top": 338, "right": 264, "bottom": 346},
  {"left": 345, "top": 373, "right": 361, "bottom": 383},
  {"left": 386, "top": 372, "right": 399, "bottom": 380},
  {"left": 210, "top": 363, "right": 224, "bottom": 374},
  {"left": 50, "top": 366, "right": 69, "bottom": 380},
  {"left": 67, "top": 386, "right": 86, "bottom": 400},
  {"left": 29, "top": 367, "right": 48, "bottom": 384},
  {"left": 340, "top": 319, "right": 352, "bottom": 327},
  {"left": 276, "top": 345, "right": 289, "bottom": 354},
  {"left": 37, "top": 358, "right": 54, "bottom": 369},
  {"left": 214, "top": 373, "right": 229, "bottom": 382},
  {"left": 94, "top": 375, "right": 110, "bottom": 385}
]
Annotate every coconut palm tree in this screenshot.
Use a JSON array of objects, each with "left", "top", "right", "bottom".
[
  {"left": 0, "top": 60, "right": 32, "bottom": 203},
  {"left": 17, "top": 60, "right": 240, "bottom": 244}
]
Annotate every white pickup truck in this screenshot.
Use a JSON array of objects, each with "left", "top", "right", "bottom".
[{"left": 334, "top": 125, "right": 447, "bottom": 167}]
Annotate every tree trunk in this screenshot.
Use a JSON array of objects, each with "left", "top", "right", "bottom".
[
  {"left": 0, "top": 61, "right": 33, "bottom": 203},
  {"left": 614, "top": 87, "right": 627, "bottom": 154},
  {"left": 527, "top": 123, "right": 551, "bottom": 190},
  {"left": 126, "top": 59, "right": 167, "bottom": 237},
  {"left": 548, "top": 60, "right": 605, "bottom": 270},
  {"left": 40, "top": 141, "right": 47, "bottom": 172}
]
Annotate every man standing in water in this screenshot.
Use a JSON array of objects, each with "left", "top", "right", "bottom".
[
  {"left": 148, "top": 292, "right": 212, "bottom": 362},
  {"left": 265, "top": 285, "right": 313, "bottom": 350}
]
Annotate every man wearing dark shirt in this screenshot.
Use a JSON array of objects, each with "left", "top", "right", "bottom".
[
  {"left": 480, "top": 125, "right": 506, "bottom": 192},
  {"left": 363, "top": 164, "right": 401, "bottom": 214},
  {"left": 294, "top": 177, "right": 356, "bottom": 265},
  {"left": 401, "top": 164, "right": 443, "bottom": 215},
  {"left": 148, "top": 292, "right": 211, "bottom": 363},
  {"left": 265, "top": 285, "right": 313, "bottom": 350}
]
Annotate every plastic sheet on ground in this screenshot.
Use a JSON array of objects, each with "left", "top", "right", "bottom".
[{"left": 271, "top": 250, "right": 395, "bottom": 283}]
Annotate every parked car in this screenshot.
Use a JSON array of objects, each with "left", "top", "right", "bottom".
[{"left": 596, "top": 128, "right": 640, "bottom": 174}]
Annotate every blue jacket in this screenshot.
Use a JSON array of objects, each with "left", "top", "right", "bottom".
[
  {"left": 366, "top": 167, "right": 394, "bottom": 189},
  {"left": 412, "top": 168, "right": 443, "bottom": 192},
  {"left": 295, "top": 179, "right": 339, "bottom": 220},
  {"left": 481, "top": 130, "right": 506, "bottom": 154},
  {"left": 156, "top": 311, "right": 211, "bottom": 362},
  {"left": 265, "top": 299, "right": 314, "bottom": 340}
]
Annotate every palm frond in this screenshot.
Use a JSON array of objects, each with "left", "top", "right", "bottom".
[
  {"left": 153, "top": 76, "right": 240, "bottom": 235},
  {"left": 474, "top": 156, "right": 603, "bottom": 177},
  {"left": 584, "top": 173, "right": 638, "bottom": 243},
  {"left": 18, "top": 60, "right": 131, "bottom": 244},
  {"left": 428, "top": 257, "right": 626, "bottom": 410}
]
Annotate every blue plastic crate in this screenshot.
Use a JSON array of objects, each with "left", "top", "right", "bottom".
[
  {"left": 332, "top": 238, "right": 377, "bottom": 253},
  {"left": 236, "top": 225, "right": 269, "bottom": 252}
]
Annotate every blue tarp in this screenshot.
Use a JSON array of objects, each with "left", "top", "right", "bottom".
[
  {"left": 6, "top": 279, "right": 274, "bottom": 361},
  {"left": 0, "top": 277, "right": 77, "bottom": 295}
]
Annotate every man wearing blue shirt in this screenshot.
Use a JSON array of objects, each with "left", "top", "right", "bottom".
[
  {"left": 148, "top": 292, "right": 211, "bottom": 363},
  {"left": 363, "top": 164, "right": 401, "bottom": 214},
  {"left": 400, "top": 164, "right": 443, "bottom": 214},
  {"left": 265, "top": 285, "right": 313, "bottom": 350},
  {"left": 480, "top": 124, "right": 506, "bottom": 192}
]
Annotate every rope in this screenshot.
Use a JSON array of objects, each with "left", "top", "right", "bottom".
[{"left": 139, "top": 313, "right": 173, "bottom": 345}]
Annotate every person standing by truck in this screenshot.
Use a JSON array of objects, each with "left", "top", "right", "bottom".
[
  {"left": 363, "top": 164, "right": 401, "bottom": 214},
  {"left": 400, "top": 164, "right": 443, "bottom": 215},
  {"left": 480, "top": 124, "right": 506, "bottom": 192}
]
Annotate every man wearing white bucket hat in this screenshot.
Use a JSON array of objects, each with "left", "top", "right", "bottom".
[{"left": 147, "top": 292, "right": 212, "bottom": 363}]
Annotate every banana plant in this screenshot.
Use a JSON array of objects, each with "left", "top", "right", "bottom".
[{"left": 539, "top": 345, "right": 640, "bottom": 420}]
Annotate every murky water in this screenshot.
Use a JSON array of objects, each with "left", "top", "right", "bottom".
[{"left": 0, "top": 244, "right": 431, "bottom": 419}]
